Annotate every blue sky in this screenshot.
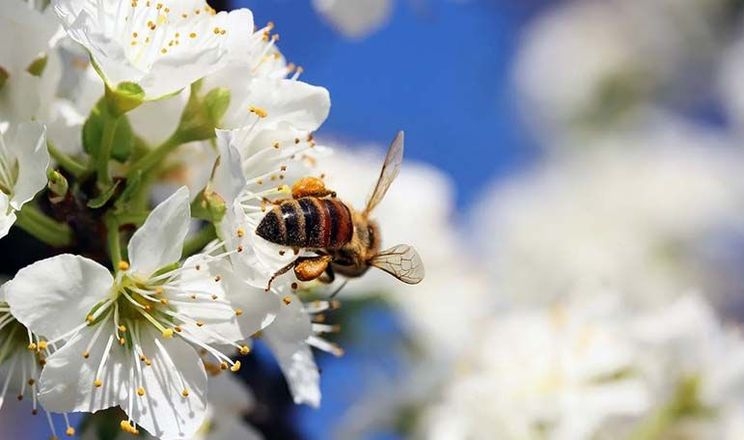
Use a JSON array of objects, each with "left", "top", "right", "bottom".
[{"left": 234, "top": 0, "right": 547, "bottom": 209}]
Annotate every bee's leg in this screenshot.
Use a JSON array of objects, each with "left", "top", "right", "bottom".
[
  {"left": 291, "top": 176, "right": 336, "bottom": 199},
  {"left": 265, "top": 260, "right": 297, "bottom": 291},
  {"left": 294, "top": 255, "right": 333, "bottom": 282},
  {"left": 318, "top": 265, "right": 335, "bottom": 284}
]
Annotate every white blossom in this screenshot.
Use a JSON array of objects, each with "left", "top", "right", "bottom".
[
  {"left": 0, "top": 122, "right": 49, "bottom": 240},
  {"left": 471, "top": 120, "right": 744, "bottom": 310},
  {"left": 420, "top": 295, "right": 650, "bottom": 440},
  {"left": 53, "top": 0, "right": 255, "bottom": 99},
  {"left": 3, "top": 188, "right": 255, "bottom": 439}
]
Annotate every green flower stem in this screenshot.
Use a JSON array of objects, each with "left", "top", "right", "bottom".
[
  {"left": 114, "top": 211, "right": 149, "bottom": 227},
  {"left": 97, "top": 114, "right": 121, "bottom": 187},
  {"left": 15, "top": 205, "right": 73, "bottom": 247},
  {"left": 104, "top": 214, "right": 122, "bottom": 269},
  {"left": 181, "top": 224, "right": 217, "bottom": 259},
  {"left": 126, "top": 133, "right": 184, "bottom": 181},
  {"left": 47, "top": 142, "right": 88, "bottom": 178}
]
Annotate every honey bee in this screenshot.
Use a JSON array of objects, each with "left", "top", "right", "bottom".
[{"left": 257, "top": 131, "right": 425, "bottom": 290}]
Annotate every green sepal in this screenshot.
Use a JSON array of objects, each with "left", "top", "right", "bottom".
[
  {"left": 151, "top": 262, "right": 181, "bottom": 279},
  {"left": 190, "top": 188, "right": 226, "bottom": 223},
  {"left": 177, "top": 82, "right": 231, "bottom": 143},
  {"left": 87, "top": 180, "right": 121, "bottom": 209},
  {"left": 83, "top": 97, "right": 134, "bottom": 163},
  {"left": 105, "top": 81, "right": 144, "bottom": 116},
  {"left": 26, "top": 55, "right": 48, "bottom": 77}
]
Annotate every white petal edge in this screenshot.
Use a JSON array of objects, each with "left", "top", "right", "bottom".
[
  {"left": 3, "top": 254, "right": 113, "bottom": 340},
  {"left": 128, "top": 186, "right": 190, "bottom": 277}
]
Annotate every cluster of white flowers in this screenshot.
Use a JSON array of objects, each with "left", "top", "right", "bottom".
[{"left": 0, "top": 1, "right": 356, "bottom": 438}]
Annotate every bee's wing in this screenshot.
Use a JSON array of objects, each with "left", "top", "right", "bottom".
[
  {"left": 364, "top": 131, "right": 404, "bottom": 215},
  {"left": 370, "top": 244, "right": 424, "bottom": 284}
]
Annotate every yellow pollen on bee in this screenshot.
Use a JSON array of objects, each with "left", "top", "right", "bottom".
[
  {"left": 120, "top": 420, "right": 139, "bottom": 435},
  {"left": 94, "top": 379, "right": 103, "bottom": 388},
  {"left": 235, "top": 308, "right": 243, "bottom": 316},
  {"left": 283, "top": 296, "right": 292, "bottom": 305},
  {"left": 249, "top": 106, "right": 268, "bottom": 118},
  {"left": 230, "top": 361, "right": 242, "bottom": 372},
  {"left": 181, "top": 389, "right": 190, "bottom": 397},
  {"left": 162, "top": 328, "right": 174, "bottom": 338},
  {"left": 137, "top": 387, "right": 146, "bottom": 397},
  {"left": 66, "top": 427, "right": 75, "bottom": 436},
  {"left": 240, "top": 345, "right": 250, "bottom": 355},
  {"left": 118, "top": 261, "right": 130, "bottom": 271}
]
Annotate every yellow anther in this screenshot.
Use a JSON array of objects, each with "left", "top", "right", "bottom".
[
  {"left": 82, "top": 351, "right": 90, "bottom": 359},
  {"left": 220, "top": 361, "right": 228, "bottom": 370},
  {"left": 27, "top": 343, "right": 37, "bottom": 351},
  {"left": 240, "top": 345, "right": 250, "bottom": 355},
  {"left": 282, "top": 296, "right": 292, "bottom": 305},
  {"left": 119, "top": 337, "right": 126, "bottom": 345},
  {"left": 118, "top": 325, "right": 127, "bottom": 332},
  {"left": 137, "top": 387, "right": 145, "bottom": 397},
  {"left": 160, "top": 298, "right": 168, "bottom": 305},
  {"left": 94, "top": 379, "right": 103, "bottom": 388},
  {"left": 196, "top": 321, "right": 204, "bottom": 327},
  {"left": 181, "top": 389, "right": 190, "bottom": 397},
  {"left": 118, "top": 261, "right": 130, "bottom": 271},
  {"left": 86, "top": 314, "right": 94, "bottom": 323},
  {"left": 236, "top": 227, "right": 245, "bottom": 238},
  {"left": 230, "top": 361, "right": 241, "bottom": 372},
  {"left": 249, "top": 106, "right": 268, "bottom": 118},
  {"left": 65, "top": 426, "right": 75, "bottom": 436},
  {"left": 38, "top": 340, "right": 48, "bottom": 350},
  {"left": 162, "top": 328, "right": 174, "bottom": 338},
  {"left": 235, "top": 308, "right": 243, "bottom": 316}
]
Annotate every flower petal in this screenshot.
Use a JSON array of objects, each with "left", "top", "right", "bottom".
[
  {"left": 131, "top": 326, "right": 207, "bottom": 440},
  {"left": 8, "top": 121, "right": 49, "bottom": 210},
  {"left": 3, "top": 254, "right": 113, "bottom": 340},
  {"left": 262, "top": 298, "right": 320, "bottom": 407},
  {"left": 128, "top": 187, "right": 190, "bottom": 277},
  {"left": 38, "top": 325, "right": 127, "bottom": 413},
  {"left": 0, "top": 192, "right": 15, "bottom": 240},
  {"left": 172, "top": 256, "right": 245, "bottom": 344}
]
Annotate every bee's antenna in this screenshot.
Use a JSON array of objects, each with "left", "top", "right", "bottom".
[{"left": 328, "top": 279, "right": 349, "bottom": 300}]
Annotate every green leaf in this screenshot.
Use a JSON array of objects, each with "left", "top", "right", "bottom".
[
  {"left": 105, "top": 81, "right": 144, "bottom": 115},
  {"left": 83, "top": 98, "right": 134, "bottom": 163}
]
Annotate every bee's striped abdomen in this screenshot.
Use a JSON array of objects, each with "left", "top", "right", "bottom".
[{"left": 256, "top": 197, "right": 353, "bottom": 249}]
